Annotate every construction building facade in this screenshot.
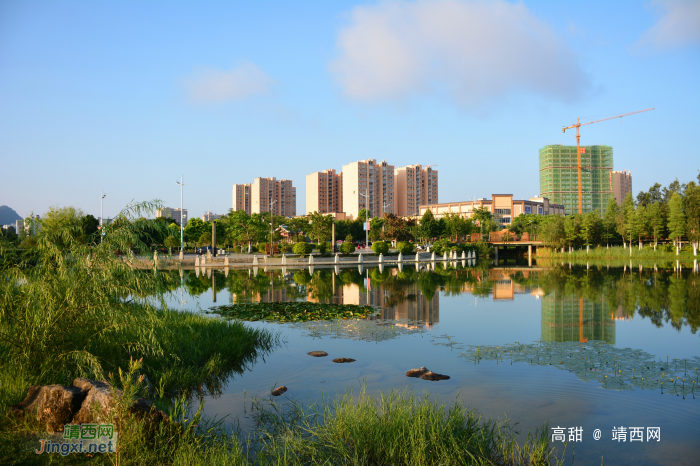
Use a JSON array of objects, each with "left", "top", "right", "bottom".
[
  {"left": 539, "top": 145, "right": 613, "bottom": 215},
  {"left": 394, "top": 164, "right": 438, "bottom": 217},
  {"left": 342, "top": 159, "right": 395, "bottom": 220},
  {"left": 233, "top": 177, "right": 296, "bottom": 217},
  {"left": 306, "top": 169, "right": 343, "bottom": 215},
  {"left": 610, "top": 170, "right": 633, "bottom": 206}
]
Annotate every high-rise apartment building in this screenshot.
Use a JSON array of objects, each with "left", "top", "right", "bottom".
[
  {"left": 232, "top": 184, "right": 251, "bottom": 214},
  {"left": 342, "top": 159, "right": 395, "bottom": 220},
  {"left": 610, "top": 170, "right": 633, "bottom": 206},
  {"left": 539, "top": 145, "right": 613, "bottom": 215},
  {"left": 395, "top": 164, "right": 438, "bottom": 217},
  {"left": 306, "top": 169, "right": 343, "bottom": 215},
  {"left": 201, "top": 212, "right": 223, "bottom": 221},
  {"left": 156, "top": 207, "right": 188, "bottom": 226},
  {"left": 250, "top": 177, "right": 296, "bottom": 217}
]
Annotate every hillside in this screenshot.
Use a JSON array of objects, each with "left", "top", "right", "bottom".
[{"left": 0, "top": 205, "right": 22, "bottom": 225}]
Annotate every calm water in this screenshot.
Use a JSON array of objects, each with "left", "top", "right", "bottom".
[{"left": 165, "top": 261, "right": 699, "bottom": 466}]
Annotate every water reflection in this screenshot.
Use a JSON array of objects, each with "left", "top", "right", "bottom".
[{"left": 171, "top": 263, "right": 699, "bottom": 338}]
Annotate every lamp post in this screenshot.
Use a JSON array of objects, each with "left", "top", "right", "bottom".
[
  {"left": 99, "top": 191, "right": 106, "bottom": 243},
  {"left": 176, "top": 176, "right": 185, "bottom": 259}
]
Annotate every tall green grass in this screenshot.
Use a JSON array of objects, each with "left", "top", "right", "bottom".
[{"left": 538, "top": 244, "right": 697, "bottom": 261}]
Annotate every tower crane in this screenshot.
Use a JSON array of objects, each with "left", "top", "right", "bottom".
[{"left": 562, "top": 108, "right": 654, "bottom": 214}]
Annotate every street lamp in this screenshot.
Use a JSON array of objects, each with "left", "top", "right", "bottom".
[
  {"left": 176, "top": 176, "right": 185, "bottom": 259},
  {"left": 99, "top": 191, "right": 106, "bottom": 243}
]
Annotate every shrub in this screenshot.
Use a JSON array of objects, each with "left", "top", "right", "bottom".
[
  {"left": 396, "top": 241, "right": 414, "bottom": 255},
  {"left": 279, "top": 242, "right": 291, "bottom": 254},
  {"left": 371, "top": 241, "right": 389, "bottom": 255},
  {"left": 340, "top": 241, "right": 356, "bottom": 255},
  {"left": 293, "top": 242, "right": 313, "bottom": 257},
  {"left": 431, "top": 238, "right": 452, "bottom": 255},
  {"left": 318, "top": 242, "right": 329, "bottom": 256}
]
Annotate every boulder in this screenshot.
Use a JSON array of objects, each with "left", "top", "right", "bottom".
[
  {"left": 332, "top": 358, "right": 356, "bottom": 363},
  {"left": 420, "top": 371, "right": 450, "bottom": 381},
  {"left": 8, "top": 384, "right": 87, "bottom": 433},
  {"left": 308, "top": 351, "right": 328, "bottom": 357},
  {"left": 8, "top": 378, "right": 169, "bottom": 432},
  {"left": 271, "top": 386, "right": 288, "bottom": 396},
  {"left": 405, "top": 366, "right": 430, "bottom": 378}
]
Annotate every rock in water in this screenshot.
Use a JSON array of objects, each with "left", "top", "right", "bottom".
[
  {"left": 406, "top": 366, "right": 430, "bottom": 377},
  {"left": 332, "top": 358, "right": 356, "bottom": 363},
  {"left": 308, "top": 351, "right": 328, "bottom": 357},
  {"left": 271, "top": 386, "right": 288, "bottom": 396},
  {"left": 420, "top": 371, "right": 450, "bottom": 381}
]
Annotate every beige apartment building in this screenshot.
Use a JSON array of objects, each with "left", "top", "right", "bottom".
[
  {"left": 232, "top": 184, "right": 251, "bottom": 214},
  {"left": 306, "top": 169, "right": 343, "bottom": 215},
  {"left": 342, "top": 159, "right": 395, "bottom": 220},
  {"left": 419, "top": 194, "right": 564, "bottom": 226},
  {"left": 611, "top": 170, "right": 633, "bottom": 205},
  {"left": 233, "top": 177, "right": 296, "bottom": 217},
  {"left": 395, "top": 164, "right": 438, "bottom": 217},
  {"left": 156, "top": 207, "right": 188, "bottom": 226}
]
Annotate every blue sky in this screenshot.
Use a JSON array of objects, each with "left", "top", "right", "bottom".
[{"left": 1, "top": 0, "right": 698, "bottom": 220}]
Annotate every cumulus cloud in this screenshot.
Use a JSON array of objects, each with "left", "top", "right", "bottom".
[
  {"left": 185, "top": 62, "right": 275, "bottom": 103},
  {"left": 638, "top": 0, "right": 700, "bottom": 50},
  {"left": 330, "top": 0, "right": 589, "bottom": 107}
]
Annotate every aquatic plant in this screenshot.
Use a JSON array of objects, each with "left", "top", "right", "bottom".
[
  {"left": 460, "top": 341, "right": 700, "bottom": 397},
  {"left": 287, "top": 317, "right": 425, "bottom": 342},
  {"left": 209, "top": 302, "right": 378, "bottom": 323}
]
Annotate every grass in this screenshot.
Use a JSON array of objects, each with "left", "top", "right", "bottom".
[
  {"left": 209, "top": 302, "right": 378, "bottom": 323},
  {"left": 538, "top": 244, "right": 698, "bottom": 262}
]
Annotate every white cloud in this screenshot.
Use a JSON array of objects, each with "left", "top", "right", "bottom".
[
  {"left": 330, "top": 0, "right": 589, "bottom": 107},
  {"left": 185, "top": 62, "right": 275, "bottom": 103},
  {"left": 638, "top": 0, "right": 700, "bottom": 50}
]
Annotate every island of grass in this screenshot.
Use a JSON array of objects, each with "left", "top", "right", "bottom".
[{"left": 209, "top": 302, "right": 378, "bottom": 322}]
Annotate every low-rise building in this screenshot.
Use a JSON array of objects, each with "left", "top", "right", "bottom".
[{"left": 419, "top": 194, "right": 564, "bottom": 226}]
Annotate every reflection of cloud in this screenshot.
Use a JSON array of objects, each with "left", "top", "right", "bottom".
[
  {"left": 638, "top": 0, "right": 700, "bottom": 50},
  {"left": 331, "top": 0, "right": 588, "bottom": 107},
  {"left": 185, "top": 62, "right": 275, "bottom": 103}
]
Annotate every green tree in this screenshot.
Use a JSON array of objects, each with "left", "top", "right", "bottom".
[
  {"left": 647, "top": 202, "right": 664, "bottom": 250},
  {"left": 472, "top": 207, "right": 493, "bottom": 235},
  {"left": 184, "top": 218, "right": 209, "bottom": 249},
  {"left": 633, "top": 204, "right": 649, "bottom": 250},
  {"left": 684, "top": 181, "right": 700, "bottom": 255},
  {"left": 603, "top": 197, "right": 619, "bottom": 247},
  {"left": 226, "top": 210, "right": 266, "bottom": 251},
  {"left": 308, "top": 212, "right": 334, "bottom": 244},
  {"left": 580, "top": 211, "right": 599, "bottom": 252},
  {"left": 618, "top": 193, "right": 635, "bottom": 248},
  {"left": 442, "top": 212, "right": 472, "bottom": 242},
  {"left": 164, "top": 235, "right": 179, "bottom": 254},
  {"left": 292, "top": 242, "right": 313, "bottom": 257},
  {"left": 417, "top": 209, "right": 440, "bottom": 242},
  {"left": 339, "top": 241, "right": 355, "bottom": 255},
  {"left": 564, "top": 215, "right": 581, "bottom": 251},
  {"left": 668, "top": 192, "right": 686, "bottom": 253},
  {"left": 80, "top": 214, "right": 100, "bottom": 244},
  {"left": 198, "top": 231, "right": 212, "bottom": 246}
]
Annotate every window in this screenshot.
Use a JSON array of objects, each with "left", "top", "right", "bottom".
[{"left": 494, "top": 209, "right": 511, "bottom": 215}]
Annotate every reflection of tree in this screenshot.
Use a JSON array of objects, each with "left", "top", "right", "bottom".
[
  {"left": 184, "top": 270, "right": 211, "bottom": 296},
  {"left": 307, "top": 270, "right": 336, "bottom": 303}
]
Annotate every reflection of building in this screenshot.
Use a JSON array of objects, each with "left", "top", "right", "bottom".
[{"left": 541, "top": 294, "right": 615, "bottom": 344}]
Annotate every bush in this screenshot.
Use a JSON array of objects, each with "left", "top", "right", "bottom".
[
  {"left": 318, "top": 242, "right": 330, "bottom": 256},
  {"left": 371, "top": 241, "right": 389, "bottom": 255},
  {"left": 340, "top": 241, "right": 356, "bottom": 255},
  {"left": 279, "top": 242, "right": 291, "bottom": 254},
  {"left": 431, "top": 238, "right": 452, "bottom": 255},
  {"left": 293, "top": 242, "right": 313, "bottom": 257},
  {"left": 396, "top": 241, "right": 414, "bottom": 255}
]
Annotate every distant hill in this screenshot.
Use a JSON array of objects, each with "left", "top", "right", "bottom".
[{"left": 0, "top": 206, "right": 23, "bottom": 225}]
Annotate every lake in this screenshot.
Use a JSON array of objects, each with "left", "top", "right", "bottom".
[{"left": 165, "top": 260, "right": 699, "bottom": 466}]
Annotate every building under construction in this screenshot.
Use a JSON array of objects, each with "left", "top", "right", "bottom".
[
  {"left": 540, "top": 294, "right": 615, "bottom": 344},
  {"left": 539, "top": 145, "right": 613, "bottom": 215}
]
